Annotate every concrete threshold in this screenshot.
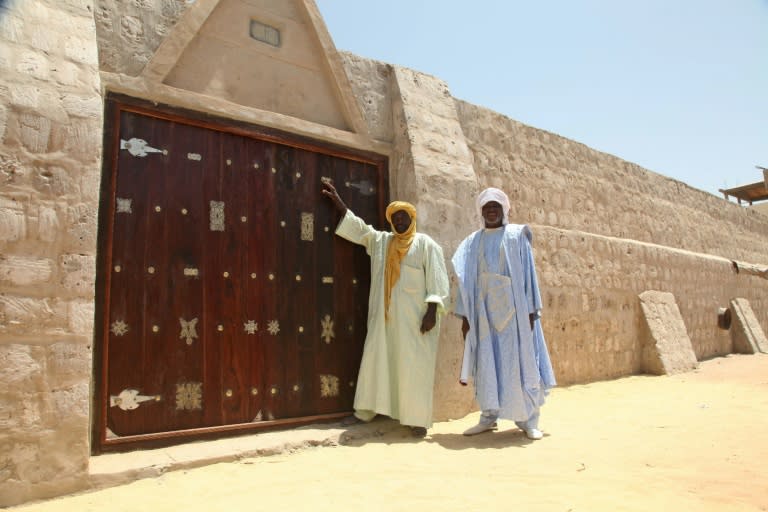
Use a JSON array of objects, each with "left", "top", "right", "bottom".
[{"left": 88, "top": 418, "right": 404, "bottom": 491}]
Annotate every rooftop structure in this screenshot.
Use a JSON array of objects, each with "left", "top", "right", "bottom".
[{"left": 719, "top": 168, "right": 768, "bottom": 205}]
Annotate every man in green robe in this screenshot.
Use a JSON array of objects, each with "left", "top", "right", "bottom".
[{"left": 322, "top": 180, "right": 449, "bottom": 437}]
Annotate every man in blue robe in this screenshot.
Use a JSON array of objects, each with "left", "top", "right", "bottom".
[{"left": 452, "top": 187, "right": 556, "bottom": 439}]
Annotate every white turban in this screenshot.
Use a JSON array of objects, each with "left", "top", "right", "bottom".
[{"left": 476, "top": 187, "right": 511, "bottom": 225}]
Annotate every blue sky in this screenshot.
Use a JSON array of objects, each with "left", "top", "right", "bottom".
[{"left": 316, "top": 1, "right": 768, "bottom": 199}]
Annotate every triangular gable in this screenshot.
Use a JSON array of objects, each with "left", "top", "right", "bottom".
[{"left": 141, "top": 0, "right": 367, "bottom": 135}]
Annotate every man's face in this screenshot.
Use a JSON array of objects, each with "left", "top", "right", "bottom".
[
  {"left": 391, "top": 210, "right": 412, "bottom": 234},
  {"left": 481, "top": 201, "right": 504, "bottom": 228}
]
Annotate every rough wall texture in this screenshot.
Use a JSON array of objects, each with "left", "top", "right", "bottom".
[
  {"left": 94, "top": 0, "right": 188, "bottom": 76},
  {"left": 752, "top": 203, "right": 768, "bottom": 216},
  {"left": 455, "top": 100, "right": 768, "bottom": 264},
  {"left": 338, "top": 51, "right": 394, "bottom": 144},
  {"left": 0, "top": 0, "right": 102, "bottom": 506}
]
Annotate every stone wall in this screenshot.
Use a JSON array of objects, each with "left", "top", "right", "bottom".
[
  {"left": 455, "top": 100, "right": 768, "bottom": 264},
  {"left": 534, "top": 228, "right": 766, "bottom": 383},
  {"left": 454, "top": 100, "right": 768, "bottom": 384},
  {"left": 0, "top": 0, "right": 102, "bottom": 506},
  {"left": 94, "top": 0, "right": 188, "bottom": 76}
]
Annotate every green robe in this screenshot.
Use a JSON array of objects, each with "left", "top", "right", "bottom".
[{"left": 336, "top": 210, "right": 449, "bottom": 428}]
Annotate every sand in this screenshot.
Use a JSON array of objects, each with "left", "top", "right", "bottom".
[{"left": 11, "top": 354, "right": 768, "bottom": 512}]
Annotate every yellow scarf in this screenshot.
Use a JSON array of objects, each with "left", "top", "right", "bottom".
[{"left": 384, "top": 201, "right": 417, "bottom": 319}]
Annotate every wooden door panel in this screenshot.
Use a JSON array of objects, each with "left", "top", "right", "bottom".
[
  {"left": 244, "top": 139, "right": 274, "bottom": 422},
  {"left": 270, "top": 146, "right": 296, "bottom": 420},
  {"left": 107, "top": 111, "right": 172, "bottom": 437},
  {"left": 97, "top": 98, "right": 387, "bottom": 451},
  {"left": 161, "top": 120, "right": 207, "bottom": 432}
]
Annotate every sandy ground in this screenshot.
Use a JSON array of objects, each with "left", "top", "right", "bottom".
[{"left": 11, "top": 354, "right": 768, "bottom": 512}]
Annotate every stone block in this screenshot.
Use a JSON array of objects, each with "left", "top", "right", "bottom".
[
  {"left": 9, "top": 83, "right": 41, "bottom": 111},
  {"left": 25, "top": 24, "right": 59, "bottom": 54},
  {"left": 63, "top": 34, "right": 98, "bottom": 66},
  {"left": 730, "top": 298, "right": 768, "bottom": 354},
  {"left": 19, "top": 113, "right": 52, "bottom": 153},
  {"left": 35, "top": 165, "right": 78, "bottom": 197},
  {"left": 80, "top": 170, "right": 101, "bottom": 202},
  {"left": 59, "top": 253, "right": 96, "bottom": 295},
  {"left": 49, "top": 118, "right": 103, "bottom": 159},
  {"left": 0, "top": 392, "right": 43, "bottom": 430},
  {"left": 639, "top": 290, "right": 698, "bottom": 375},
  {"left": 0, "top": 197, "right": 26, "bottom": 242},
  {"left": 64, "top": 203, "right": 98, "bottom": 251},
  {"left": 51, "top": 59, "right": 79, "bottom": 87},
  {"left": 0, "top": 295, "right": 67, "bottom": 335},
  {"left": 119, "top": 14, "right": 145, "bottom": 45},
  {"left": 0, "top": 255, "right": 54, "bottom": 287},
  {"left": 60, "top": 93, "right": 102, "bottom": 119},
  {"left": 63, "top": 224, "right": 96, "bottom": 252},
  {"left": 0, "top": 344, "right": 44, "bottom": 388},
  {"left": 37, "top": 204, "right": 60, "bottom": 242},
  {"left": 67, "top": 202, "right": 96, "bottom": 226},
  {"left": 67, "top": 299, "right": 94, "bottom": 335},
  {"left": 47, "top": 343, "right": 91, "bottom": 387},
  {"left": 0, "top": 153, "right": 26, "bottom": 185},
  {"left": 46, "top": 382, "right": 90, "bottom": 424},
  {"left": 38, "top": 89, "right": 69, "bottom": 123},
  {"left": 16, "top": 50, "right": 49, "bottom": 81}
]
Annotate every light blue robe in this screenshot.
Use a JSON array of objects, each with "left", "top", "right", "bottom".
[
  {"left": 336, "top": 210, "right": 449, "bottom": 428},
  {"left": 452, "top": 225, "right": 556, "bottom": 423}
]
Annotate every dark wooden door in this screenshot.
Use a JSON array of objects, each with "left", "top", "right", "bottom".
[{"left": 94, "top": 97, "right": 387, "bottom": 451}]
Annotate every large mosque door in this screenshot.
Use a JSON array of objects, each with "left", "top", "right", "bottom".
[{"left": 93, "top": 96, "right": 387, "bottom": 452}]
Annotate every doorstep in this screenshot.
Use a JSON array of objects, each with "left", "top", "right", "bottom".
[{"left": 88, "top": 418, "right": 403, "bottom": 491}]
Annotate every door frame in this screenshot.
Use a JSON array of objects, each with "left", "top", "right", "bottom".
[{"left": 92, "top": 93, "right": 389, "bottom": 453}]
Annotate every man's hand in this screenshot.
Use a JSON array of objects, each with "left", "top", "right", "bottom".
[
  {"left": 420, "top": 303, "right": 438, "bottom": 334},
  {"left": 459, "top": 317, "right": 469, "bottom": 385},
  {"left": 321, "top": 178, "right": 348, "bottom": 215},
  {"left": 460, "top": 316, "right": 469, "bottom": 339}
]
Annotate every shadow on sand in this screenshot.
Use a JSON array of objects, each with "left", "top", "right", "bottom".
[{"left": 337, "top": 416, "right": 543, "bottom": 450}]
